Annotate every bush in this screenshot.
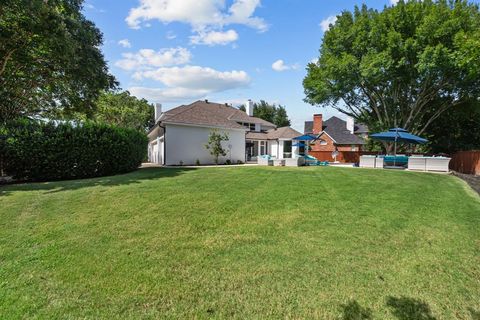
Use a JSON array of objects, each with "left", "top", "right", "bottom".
[{"left": 1, "top": 120, "right": 147, "bottom": 181}]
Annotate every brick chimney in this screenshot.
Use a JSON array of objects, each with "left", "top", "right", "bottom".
[{"left": 313, "top": 114, "right": 323, "bottom": 134}]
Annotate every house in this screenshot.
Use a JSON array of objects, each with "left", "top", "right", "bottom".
[
  {"left": 304, "top": 114, "right": 368, "bottom": 152},
  {"left": 147, "top": 100, "right": 303, "bottom": 165}
]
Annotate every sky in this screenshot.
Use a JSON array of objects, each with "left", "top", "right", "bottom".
[{"left": 83, "top": 0, "right": 401, "bottom": 131}]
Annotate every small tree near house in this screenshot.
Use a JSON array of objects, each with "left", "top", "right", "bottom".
[{"left": 205, "top": 129, "right": 229, "bottom": 164}]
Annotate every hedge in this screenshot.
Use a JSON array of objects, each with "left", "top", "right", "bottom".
[{"left": 0, "top": 120, "right": 147, "bottom": 181}]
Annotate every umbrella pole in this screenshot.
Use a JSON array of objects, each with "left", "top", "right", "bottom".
[{"left": 393, "top": 128, "right": 398, "bottom": 167}]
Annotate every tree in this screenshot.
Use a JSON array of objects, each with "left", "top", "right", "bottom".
[
  {"left": 253, "top": 100, "right": 276, "bottom": 124},
  {"left": 0, "top": 0, "right": 116, "bottom": 122},
  {"left": 303, "top": 0, "right": 480, "bottom": 136},
  {"left": 273, "top": 106, "right": 291, "bottom": 127},
  {"left": 238, "top": 105, "right": 246, "bottom": 112},
  {"left": 204, "top": 129, "right": 229, "bottom": 164},
  {"left": 424, "top": 101, "right": 480, "bottom": 153},
  {"left": 94, "top": 91, "right": 154, "bottom": 132},
  {"left": 253, "top": 100, "right": 291, "bottom": 127}
]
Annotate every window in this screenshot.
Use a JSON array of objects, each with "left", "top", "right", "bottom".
[
  {"left": 283, "top": 140, "right": 292, "bottom": 158},
  {"left": 320, "top": 139, "right": 327, "bottom": 145},
  {"left": 250, "top": 123, "right": 255, "bottom": 131},
  {"left": 260, "top": 141, "right": 267, "bottom": 155}
]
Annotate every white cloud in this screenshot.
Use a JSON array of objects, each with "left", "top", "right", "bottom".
[
  {"left": 115, "top": 47, "right": 192, "bottom": 71},
  {"left": 320, "top": 15, "right": 337, "bottom": 32},
  {"left": 118, "top": 39, "right": 132, "bottom": 48},
  {"left": 84, "top": 2, "right": 105, "bottom": 13},
  {"left": 129, "top": 66, "right": 250, "bottom": 102},
  {"left": 126, "top": 0, "right": 267, "bottom": 31},
  {"left": 166, "top": 31, "right": 177, "bottom": 40},
  {"left": 271, "top": 59, "right": 299, "bottom": 72},
  {"left": 129, "top": 87, "right": 210, "bottom": 102},
  {"left": 134, "top": 66, "right": 250, "bottom": 90},
  {"left": 190, "top": 29, "right": 239, "bottom": 46},
  {"left": 390, "top": 0, "right": 399, "bottom": 5},
  {"left": 126, "top": 0, "right": 267, "bottom": 46}
]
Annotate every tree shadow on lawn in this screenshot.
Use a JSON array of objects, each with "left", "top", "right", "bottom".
[
  {"left": 468, "top": 308, "right": 480, "bottom": 320},
  {"left": 339, "top": 297, "right": 439, "bottom": 320},
  {"left": 0, "top": 167, "right": 195, "bottom": 197},
  {"left": 386, "top": 296, "right": 436, "bottom": 320},
  {"left": 340, "top": 300, "right": 373, "bottom": 320}
]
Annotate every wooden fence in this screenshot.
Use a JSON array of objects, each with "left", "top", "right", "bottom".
[
  {"left": 449, "top": 151, "right": 480, "bottom": 175},
  {"left": 308, "top": 151, "right": 377, "bottom": 163},
  {"left": 309, "top": 150, "right": 480, "bottom": 175}
]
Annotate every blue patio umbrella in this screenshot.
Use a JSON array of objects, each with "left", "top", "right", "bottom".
[
  {"left": 293, "top": 134, "right": 317, "bottom": 156},
  {"left": 370, "top": 128, "right": 428, "bottom": 166},
  {"left": 293, "top": 134, "right": 317, "bottom": 141},
  {"left": 370, "top": 128, "right": 428, "bottom": 145}
]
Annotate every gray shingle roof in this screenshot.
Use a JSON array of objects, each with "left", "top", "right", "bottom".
[
  {"left": 246, "top": 126, "right": 302, "bottom": 140},
  {"left": 354, "top": 123, "right": 369, "bottom": 133},
  {"left": 159, "top": 100, "right": 276, "bottom": 129},
  {"left": 304, "top": 118, "right": 368, "bottom": 136},
  {"left": 322, "top": 117, "right": 365, "bottom": 145},
  {"left": 304, "top": 121, "right": 313, "bottom": 134}
]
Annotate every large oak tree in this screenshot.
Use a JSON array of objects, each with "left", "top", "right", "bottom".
[
  {"left": 304, "top": 0, "right": 480, "bottom": 135},
  {"left": 0, "top": 0, "right": 116, "bottom": 122}
]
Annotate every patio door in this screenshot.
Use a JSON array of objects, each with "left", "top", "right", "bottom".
[{"left": 260, "top": 141, "right": 267, "bottom": 155}]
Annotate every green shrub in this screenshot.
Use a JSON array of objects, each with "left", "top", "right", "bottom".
[{"left": 1, "top": 120, "right": 147, "bottom": 181}]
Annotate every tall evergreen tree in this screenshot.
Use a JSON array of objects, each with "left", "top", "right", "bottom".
[{"left": 252, "top": 100, "right": 291, "bottom": 127}]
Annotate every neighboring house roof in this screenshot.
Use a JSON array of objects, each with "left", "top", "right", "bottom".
[
  {"left": 304, "top": 121, "right": 313, "bottom": 134},
  {"left": 246, "top": 126, "right": 302, "bottom": 140},
  {"left": 157, "top": 100, "right": 275, "bottom": 130},
  {"left": 322, "top": 117, "right": 365, "bottom": 145},
  {"left": 304, "top": 118, "right": 369, "bottom": 136},
  {"left": 354, "top": 123, "right": 369, "bottom": 134}
]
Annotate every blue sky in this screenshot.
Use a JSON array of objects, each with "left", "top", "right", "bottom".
[{"left": 84, "top": 0, "right": 399, "bottom": 131}]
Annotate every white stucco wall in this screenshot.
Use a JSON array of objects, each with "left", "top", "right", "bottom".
[
  {"left": 164, "top": 124, "right": 246, "bottom": 165},
  {"left": 278, "top": 140, "right": 284, "bottom": 159}
]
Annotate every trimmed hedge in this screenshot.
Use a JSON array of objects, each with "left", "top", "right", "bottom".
[{"left": 1, "top": 120, "right": 147, "bottom": 181}]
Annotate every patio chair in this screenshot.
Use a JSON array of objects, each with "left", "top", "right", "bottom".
[
  {"left": 257, "top": 155, "right": 273, "bottom": 166},
  {"left": 304, "top": 155, "right": 327, "bottom": 166},
  {"left": 285, "top": 156, "right": 305, "bottom": 167}
]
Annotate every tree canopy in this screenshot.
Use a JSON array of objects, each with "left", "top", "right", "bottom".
[
  {"left": 304, "top": 0, "right": 480, "bottom": 136},
  {"left": 0, "top": 0, "right": 116, "bottom": 122},
  {"left": 251, "top": 100, "right": 291, "bottom": 127},
  {"left": 424, "top": 101, "right": 480, "bottom": 153},
  {"left": 94, "top": 91, "right": 154, "bottom": 132}
]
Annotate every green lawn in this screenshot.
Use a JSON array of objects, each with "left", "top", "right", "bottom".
[{"left": 1, "top": 167, "right": 479, "bottom": 319}]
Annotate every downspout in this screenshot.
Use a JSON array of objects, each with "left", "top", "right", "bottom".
[
  {"left": 277, "top": 139, "right": 279, "bottom": 159},
  {"left": 159, "top": 123, "right": 166, "bottom": 165},
  {"left": 245, "top": 131, "right": 247, "bottom": 163}
]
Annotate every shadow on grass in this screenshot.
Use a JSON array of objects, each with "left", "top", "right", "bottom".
[
  {"left": 386, "top": 296, "right": 436, "bottom": 320},
  {"left": 469, "top": 308, "right": 480, "bottom": 320},
  {"left": 339, "top": 300, "right": 373, "bottom": 320},
  {"left": 0, "top": 167, "right": 195, "bottom": 197}
]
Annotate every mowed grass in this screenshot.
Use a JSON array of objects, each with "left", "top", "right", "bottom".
[{"left": 0, "top": 166, "right": 479, "bottom": 319}]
